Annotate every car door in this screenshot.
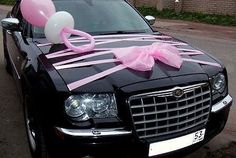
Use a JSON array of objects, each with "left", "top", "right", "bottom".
[{"left": 5, "top": 2, "right": 26, "bottom": 92}]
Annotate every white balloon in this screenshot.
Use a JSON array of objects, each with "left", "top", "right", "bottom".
[{"left": 44, "top": 11, "right": 75, "bottom": 44}]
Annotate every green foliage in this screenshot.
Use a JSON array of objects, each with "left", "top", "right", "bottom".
[
  {"left": 138, "top": 6, "right": 236, "bottom": 26},
  {"left": 0, "top": 0, "right": 15, "bottom": 5}
]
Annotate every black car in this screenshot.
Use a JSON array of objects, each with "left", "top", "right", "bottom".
[{"left": 1, "top": 0, "right": 233, "bottom": 158}]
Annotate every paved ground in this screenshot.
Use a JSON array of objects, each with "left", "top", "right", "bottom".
[
  {"left": 0, "top": 6, "right": 31, "bottom": 158},
  {"left": 0, "top": 5, "right": 235, "bottom": 158},
  {"left": 154, "top": 19, "right": 236, "bottom": 41}
]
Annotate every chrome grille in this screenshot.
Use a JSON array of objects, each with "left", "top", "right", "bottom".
[{"left": 128, "top": 83, "right": 211, "bottom": 139}]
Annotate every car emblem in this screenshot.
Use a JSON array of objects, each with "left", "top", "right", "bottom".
[
  {"left": 173, "top": 89, "right": 184, "bottom": 98},
  {"left": 92, "top": 130, "right": 101, "bottom": 136}
]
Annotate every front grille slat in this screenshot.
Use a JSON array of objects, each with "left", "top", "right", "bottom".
[
  {"left": 131, "top": 90, "right": 210, "bottom": 109},
  {"left": 131, "top": 83, "right": 206, "bottom": 100},
  {"left": 139, "top": 119, "right": 207, "bottom": 139},
  {"left": 129, "top": 83, "right": 211, "bottom": 139},
  {"left": 134, "top": 105, "right": 209, "bottom": 125},
  {"left": 136, "top": 112, "right": 209, "bottom": 132},
  {"left": 132, "top": 98, "right": 210, "bottom": 117}
]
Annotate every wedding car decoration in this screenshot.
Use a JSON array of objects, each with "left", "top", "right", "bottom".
[
  {"left": 20, "top": 0, "right": 95, "bottom": 52},
  {"left": 21, "top": 0, "right": 221, "bottom": 91}
]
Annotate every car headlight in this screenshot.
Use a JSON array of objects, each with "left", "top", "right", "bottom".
[
  {"left": 212, "top": 73, "right": 226, "bottom": 93},
  {"left": 64, "top": 94, "right": 118, "bottom": 121}
]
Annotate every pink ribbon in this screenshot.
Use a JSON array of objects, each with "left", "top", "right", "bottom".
[
  {"left": 60, "top": 27, "right": 95, "bottom": 53},
  {"left": 113, "top": 43, "right": 183, "bottom": 71},
  {"left": 42, "top": 32, "right": 221, "bottom": 91},
  {"left": 66, "top": 43, "right": 186, "bottom": 90}
]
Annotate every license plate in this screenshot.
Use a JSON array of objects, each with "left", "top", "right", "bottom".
[{"left": 149, "top": 129, "right": 206, "bottom": 157}]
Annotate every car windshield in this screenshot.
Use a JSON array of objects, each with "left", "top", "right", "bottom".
[{"left": 32, "top": 0, "right": 153, "bottom": 37}]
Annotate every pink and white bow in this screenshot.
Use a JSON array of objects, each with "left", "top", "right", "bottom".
[
  {"left": 65, "top": 43, "right": 184, "bottom": 90},
  {"left": 113, "top": 43, "right": 183, "bottom": 71},
  {"left": 36, "top": 33, "right": 222, "bottom": 91},
  {"left": 47, "top": 39, "right": 220, "bottom": 91}
]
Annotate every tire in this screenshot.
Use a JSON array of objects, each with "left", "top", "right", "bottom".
[{"left": 23, "top": 94, "right": 51, "bottom": 158}]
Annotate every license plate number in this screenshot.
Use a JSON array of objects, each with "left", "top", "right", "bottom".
[{"left": 149, "top": 129, "right": 206, "bottom": 157}]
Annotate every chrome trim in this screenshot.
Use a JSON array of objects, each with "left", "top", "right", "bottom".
[
  {"left": 145, "top": 15, "right": 156, "bottom": 25},
  {"left": 131, "top": 90, "right": 210, "bottom": 109},
  {"left": 129, "top": 83, "right": 207, "bottom": 99},
  {"left": 133, "top": 98, "right": 210, "bottom": 117},
  {"left": 211, "top": 94, "right": 233, "bottom": 113},
  {"left": 1, "top": 18, "right": 19, "bottom": 31},
  {"left": 128, "top": 82, "right": 211, "bottom": 139},
  {"left": 55, "top": 127, "right": 132, "bottom": 137}
]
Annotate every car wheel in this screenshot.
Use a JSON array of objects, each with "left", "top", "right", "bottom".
[{"left": 23, "top": 94, "right": 51, "bottom": 158}]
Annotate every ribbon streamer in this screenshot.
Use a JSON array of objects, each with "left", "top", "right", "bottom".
[
  {"left": 55, "top": 42, "right": 221, "bottom": 91},
  {"left": 60, "top": 27, "right": 96, "bottom": 53},
  {"left": 38, "top": 32, "right": 221, "bottom": 91}
]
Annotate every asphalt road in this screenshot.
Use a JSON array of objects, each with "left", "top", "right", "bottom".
[
  {"left": 0, "top": 10, "right": 235, "bottom": 158},
  {"left": 0, "top": 9, "right": 31, "bottom": 158}
]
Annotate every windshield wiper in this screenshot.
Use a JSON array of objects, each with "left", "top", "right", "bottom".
[{"left": 99, "top": 31, "right": 146, "bottom": 35}]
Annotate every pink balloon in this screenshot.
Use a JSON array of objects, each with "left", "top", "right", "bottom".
[{"left": 20, "top": 0, "right": 56, "bottom": 27}]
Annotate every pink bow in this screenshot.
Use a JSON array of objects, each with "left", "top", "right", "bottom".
[{"left": 113, "top": 43, "right": 183, "bottom": 71}]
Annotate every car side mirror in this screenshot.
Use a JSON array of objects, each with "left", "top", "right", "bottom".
[
  {"left": 1, "top": 18, "right": 20, "bottom": 31},
  {"left": 145, "top": 15, "right": 156, "bottom": 25}
]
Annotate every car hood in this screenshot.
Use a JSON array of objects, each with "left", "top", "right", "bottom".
[{"left": 35, "top": 33, "right": 222, "bottom": 93}]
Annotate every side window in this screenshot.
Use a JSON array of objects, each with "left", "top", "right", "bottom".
[
  {"left": 11, "top": 2, "right": 29, "bottom": 36},
  {"left": 21, "top": 19, "right": 29, "bottom": 37},
  {"left": 11, "top": 2, "right": 23, "bottom": 20},
  {"left": 11, "top": 2, "right": 20, "bottom": 18}
]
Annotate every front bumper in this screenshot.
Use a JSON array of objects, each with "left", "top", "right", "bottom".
[
  {"left": 49, "top": 95, "right": 232, "bottom": 158},
  {"left": 55, "top": 127, "right": 132, "bottom": 137},
  {"left": 211, "top": 94, "right": 232, "bottom": 113}
]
